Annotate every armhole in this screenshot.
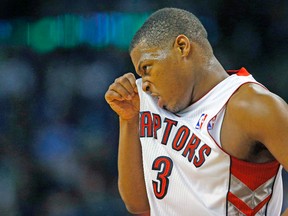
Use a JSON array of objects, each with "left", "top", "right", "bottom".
[{"left": 209, "top": 107, "right": 226, "bottom": 148}]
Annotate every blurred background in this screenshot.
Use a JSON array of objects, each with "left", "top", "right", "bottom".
[{"left": 0, "top": 0, "right": 287, "bottom": 215}]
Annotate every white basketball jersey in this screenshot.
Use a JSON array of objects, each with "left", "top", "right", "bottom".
[{"left": 136, "top": 68, "right": 283, "bottom": 216}]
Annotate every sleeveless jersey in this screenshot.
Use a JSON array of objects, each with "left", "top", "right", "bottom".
[{"left": 136, "top": 67, "right": 283, "bottom": 216}]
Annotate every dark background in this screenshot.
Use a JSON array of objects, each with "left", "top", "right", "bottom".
[{"left": 0, "top": 0, "right": 287, "bottom": 215}]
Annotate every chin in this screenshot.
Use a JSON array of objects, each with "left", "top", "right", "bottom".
[{"left": 165, "top": 105, "right": 182, "bottom": 114}]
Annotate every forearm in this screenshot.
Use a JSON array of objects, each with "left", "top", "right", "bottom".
[{"left": 118, "top": 116, "right": 149, "bottom": 214}]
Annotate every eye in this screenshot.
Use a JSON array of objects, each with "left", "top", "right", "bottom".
[{"left": 142, "top": 65, "right": 151, "bottom": 75}]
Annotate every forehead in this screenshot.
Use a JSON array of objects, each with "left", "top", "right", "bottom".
[{"left": 130, "top": 42, "right": 169, "bottom": 67}]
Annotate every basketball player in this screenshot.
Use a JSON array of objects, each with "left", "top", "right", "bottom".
[{"left": 105, "top": 8, "right": 288, "bottom": 216}]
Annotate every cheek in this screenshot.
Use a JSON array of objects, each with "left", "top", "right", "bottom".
[{"left": 166, "top": 85, "right": 183, "bottom": 104}]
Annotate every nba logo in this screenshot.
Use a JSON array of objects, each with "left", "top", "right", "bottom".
[
  {"left": 208, "top": 116, "right": 216, "bottom": 130},
  {"left": 195, "top": 113, "right": 208, "bottom": 130}
]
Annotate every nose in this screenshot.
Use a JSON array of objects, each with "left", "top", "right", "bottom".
[{"left": 142, "top": 81, "right": 150, "bottom": 93}]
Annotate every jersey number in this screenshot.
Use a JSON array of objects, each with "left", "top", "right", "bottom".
[{"left": 152, "top": 156, "right": 173, "bottom": 199}]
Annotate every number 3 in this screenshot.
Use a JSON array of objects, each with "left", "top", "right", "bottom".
[{"left": 152, "top": 156, "right": 173, "bottom": 199}]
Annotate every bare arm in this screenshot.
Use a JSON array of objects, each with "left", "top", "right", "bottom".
[
  {"left": 228, "top": 83, "right": 288, "bottom": 169},
  {"left": 105, "top": 73, "right": 149, "bottom": 213},
  {"left": 246, "top": 87, "right": 288, "bottom": 170},
  {"left": 118, "top": 116, "right": 149, "bottom": 213}
]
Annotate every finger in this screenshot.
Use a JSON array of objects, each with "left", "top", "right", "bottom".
[
  {"left": 114, "top": 74, "right": 137, "bottom": 99},
  {"left": 109, "top": 81, "right": 133, "bottom": 100},
  {"left": 125, "top": 73, "right": 138, "bottom": 94},
  {"left": 105, "top": 88, "right": 125, "bottom": 103},
  {"left": 115, "top": 75, "right": 135, "bottom": 95}
]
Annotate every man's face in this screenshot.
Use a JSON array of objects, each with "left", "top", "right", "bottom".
[{"left": 130, "top": 42, "right": 193, "bottom": 113}]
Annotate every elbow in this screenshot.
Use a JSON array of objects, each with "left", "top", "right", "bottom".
[
  {"left": 124, "top": 203, "right": 150, "bottom": 215},
  {"left": 120, "top": 193, "right": 150, "bottom": 214},
  {"left": 118, "top": 184, "right": 150, "bottom": 214}
]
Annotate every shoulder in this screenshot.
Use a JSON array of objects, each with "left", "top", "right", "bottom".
[
  {"left": 227, "top": 82, "right": 288, "bottom": 142},
  {"left": 228, "top": 83, "right": 287, "bottom": 119}
]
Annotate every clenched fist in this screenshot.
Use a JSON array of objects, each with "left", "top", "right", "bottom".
[{"left": 105, "top": 73, "right": 140, "bottom": 120}]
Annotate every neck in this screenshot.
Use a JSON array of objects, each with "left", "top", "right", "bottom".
[{"left": 191, "top": 55, "right": 228, "bottom": 103}]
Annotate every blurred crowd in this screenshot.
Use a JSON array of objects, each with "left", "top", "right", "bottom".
[{"left": 0, "top": 0, "right": 287, "bottom": 215}]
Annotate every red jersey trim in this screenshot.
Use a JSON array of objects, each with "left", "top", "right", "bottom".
[
  {"left": 230, "top": 157, "right": 280, "bottom": 190},
  {"left": 227, "top": 157, "right": 280, "bottom": 215},
  {"left": 227, "top": 67, "right": 250, "bottom": 76},
  {"left": 228, "top": 192, "right": 272, "bottom": 216}
]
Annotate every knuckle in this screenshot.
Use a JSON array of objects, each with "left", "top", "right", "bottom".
[
  {"left": 104, "top": 91, "right": 111, "bottom": 101},
  {"left": 114, "top": 73, "right": 135, "bottom": 83},
  {"left": 126, "top": 72, "right": 135, "bottom": 77},
  {"left": 115, "top": 75, "right": 126, "bottom": 83},
  {"left": 108, "top": 83, "right": 115, "bottom": 90},
  {"left": 114, "top": 77, "right": 120, "bottom": 83},
  {"left": 126, "top": 73, "right": 136, "bottom": 81}
]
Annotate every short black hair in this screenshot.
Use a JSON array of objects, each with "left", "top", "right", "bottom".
[{"left": 129, "top": 8, "right": 208, "bottom": 53}]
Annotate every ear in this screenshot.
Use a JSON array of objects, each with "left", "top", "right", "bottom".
[{"left": 174, "top": 34, "right": 191, "bottom": 57}]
